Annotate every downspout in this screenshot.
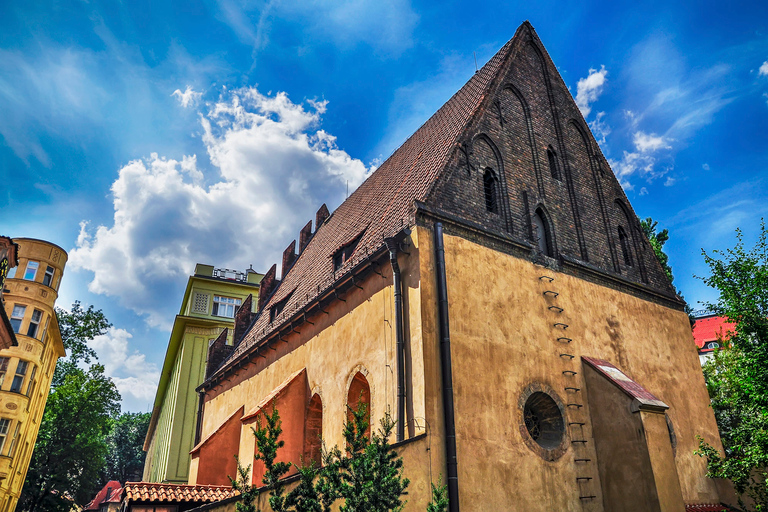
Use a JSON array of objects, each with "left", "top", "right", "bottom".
[
  {"left": 194, "top": 391, "right": 205, "bottom": 446},
  {"left": 385, "top": 237, "right": 407, "bottom": 442},
  {"left": 434, "top": 222, "right": 459, "bottom": 511}
]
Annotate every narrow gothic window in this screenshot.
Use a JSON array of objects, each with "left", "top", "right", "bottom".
[
  {"left": 618, "top": 226, "right": 632, "bottom": 266},
  {"left": 533, "top": 209, "right": 552, "bottom": 257},
  {"left": 483, "top": 168, "right": 499, "bottom": 213},
  {"left": 547, "top": 147, "right": 560, "bottom": 180}
]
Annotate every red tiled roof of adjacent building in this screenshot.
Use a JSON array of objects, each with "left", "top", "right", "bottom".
[
  {"left": 85, "top": 481, "right": 123, "bottom": 510},
  {"left": 692, "top": 315, "right": 736, "bottom": 349},
  {"left": 123, "top": 482, "right": 238, "bottom": 503},
  {"left": 685, "top": 504, "right": 727, "bottom": 512},
  {"left": 211, "top": 22, "right": 529, "bottom": 382}
]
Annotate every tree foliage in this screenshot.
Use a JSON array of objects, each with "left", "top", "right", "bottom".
[
  {"left": 641, "top": 217, "right": 674, "bottom": 283},
  {"left": 230, "top": 402, "right": 409, "bottom": 512},
  {"left": 103, "top": 412, "right": 151, "bottom": 483},
  {"left": 51, "top": 301, "right": 111, "bottom": 389},
  {"left": 696, "top": 221, "right": 768, "bottom": 511},
  {"left": 19, "top": 364, "right": 121, "bottom": 512},
  {"left": 426, "top": 477, "right": 449, "bottom": 512}
]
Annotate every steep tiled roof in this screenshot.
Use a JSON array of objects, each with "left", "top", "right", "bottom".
[
  {"left": 692, "top": 315, "right": 735, "bottom": 349},
  {"left": 213, "top": 23, "right": 529, "bottom": 380},
  {"left": 123, "top": 483, "right": 237, "bottom": 503},
  {"left": 85, "top": 481, "right": 122, "bottom": 510}
]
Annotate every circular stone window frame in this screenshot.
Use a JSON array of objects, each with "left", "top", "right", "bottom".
[{"left": 518, "top": 382, "right": 569, "bottom": 462}]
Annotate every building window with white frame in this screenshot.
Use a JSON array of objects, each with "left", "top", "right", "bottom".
[
  {"left": 10, "top": 305, "right": 25, "bottom": 333},
  {"left": 7, "top": 422, "right": 20, "bottom": 457},
  {"left": 212, "top": 296, "right": 241, "bottom": 318},
  {"left": 23, "top": 261, "right": 39, "bottom": 281},
  {"left": 27, "top": 309, "right": 42, "bottom": 338},
  {"left": 10, "top": 361, "right": 28, "bottom": 393},
  {"left": 0, "top": 358, "right": 8, "bottom": 387},
  {"left": 42, "top": 265, "right": 55, "bottom": 287},
  {"left": 0, "top": 419, "right": 9, "bottom": 454}
]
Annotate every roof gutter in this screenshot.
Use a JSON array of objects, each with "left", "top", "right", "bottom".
[{"left": 385, "top": 231, "right": 410, "bottom": 442}]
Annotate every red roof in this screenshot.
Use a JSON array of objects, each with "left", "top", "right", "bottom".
[
  {"left": 123, "top": 482, "right": 237, "bottom": 503},
  {"left": 685, "top": 504, "right": 727, "bottom": 512},
  {"left": 692, "top": 315, "right": 735, "bottom": 349},
  {"left": 213, "top": 22, "right": 525, "bottom": 381},
  {"left": 582, "top": 357, "right": 668, "bottom": 411},
  {"left": 85, "top": 481, "right": 123, "bottom": 510}
]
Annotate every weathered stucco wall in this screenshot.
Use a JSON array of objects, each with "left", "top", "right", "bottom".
[
  {"left": 196, "top": 236, "right": 430, "bottom": 506},
  {"left": 437, "top": 229, "right": 723, "bottom": 510}
]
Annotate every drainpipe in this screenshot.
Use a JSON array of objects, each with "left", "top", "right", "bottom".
[
  {"left": 194, "top": 391, "right": 205, "bottom": 446},
  {"left": 385, "top": 236, "right": 407, "bottom": 442},
  {"left": 434, "top": 222, "right": 459, "bottom": 511}
]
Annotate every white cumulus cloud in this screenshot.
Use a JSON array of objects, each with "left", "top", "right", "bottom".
[
  {"left": 70, "top": 86, "right": 372, "bottom": 329},
  {"left": 575, "top": 65, "right": 608, "bottom": 118},
  {"left": 88, "top": 327, "right": 161, "bottom": 407},
  {"left": 608, "top": 131, "right": 673, "bottom": 190},
  {"left": 633, "top": 131, "right": 671, "bottom": 152},
  {"left": 759, "top": 61, "right": 768, "bottom": 76},
  {"left": 172, "top": 85, "right": 202, "bottom": 108}
]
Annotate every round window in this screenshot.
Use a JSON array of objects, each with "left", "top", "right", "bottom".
[{"left": 524, "top": 392, "right": 565, "bottom": 450}]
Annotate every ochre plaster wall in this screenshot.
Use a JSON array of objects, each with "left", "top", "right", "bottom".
[
  {"left": 640, "top": 410, "right": 686, "bottom": 512},
  {"left": 196, "top": 235, "right": 430, "bottom": 505},
  {"left": 437, "top": 230, "right": 723, "bottom": 510},
  {"left": 583, "top": 364, "right": 660, "bottom": 511}
]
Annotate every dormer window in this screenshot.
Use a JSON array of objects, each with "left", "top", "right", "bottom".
[
  {"left": 270, "top": 292, "right": 294, "bottom": 323},
  {"left": 333, "top": 234, "right": 363, "bottom": 271}
]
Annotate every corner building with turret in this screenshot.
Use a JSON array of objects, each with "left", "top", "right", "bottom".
[
  {"left": 0, "top": 238, "right": 67, "bottom": 511},
  {"left": 188, "top": 23, "right": 732, "bottom": 512}
]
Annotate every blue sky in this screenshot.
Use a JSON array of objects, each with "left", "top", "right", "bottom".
[{"left": 2, "top": 0, "right": 767, "bottom": 412}]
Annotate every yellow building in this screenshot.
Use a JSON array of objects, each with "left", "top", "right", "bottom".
[
  {"left": 0, "top": 238, "right": 67, "bottom": 511},
  {"left": 187, "top": 22, "right": 734, "bottom": 512},
  {"left": 142, "top": 264, "right": 262, "bottom": 485}
]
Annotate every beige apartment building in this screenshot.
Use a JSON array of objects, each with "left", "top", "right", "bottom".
[{"left": 0, "top": 238, "right": 67, "bottom": 511}]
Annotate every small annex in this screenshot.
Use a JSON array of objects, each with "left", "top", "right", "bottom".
[{"left": 150, "top": 20, "right": 735, "bottom": 512}]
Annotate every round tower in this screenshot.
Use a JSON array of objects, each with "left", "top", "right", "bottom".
[{"left": 0, "top": 238, "right": 68, "bottom": 510}]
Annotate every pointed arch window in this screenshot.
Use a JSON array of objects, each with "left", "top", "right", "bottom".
[
  {"left": 618, "top": 226, "right": 633, "bottom": 266},
  {"left": 483, "top": 168, "right": 500, "bottom": 214},
  {"left": 347, "top": 372, "right": 371, "bottom": 440},
  {"left": 547, "top": 147, "right": 560, "bottom": 180},
  {"left": 533, "top": 209, "right": 552, "bottom": 257}
]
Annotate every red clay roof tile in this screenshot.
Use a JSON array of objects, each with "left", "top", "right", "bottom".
[
  {"left": 123, "top": 482, "right": 238, "bottom": 503},
  {"left": 692, "top": 315, "right": 735, "bottom": 349}
]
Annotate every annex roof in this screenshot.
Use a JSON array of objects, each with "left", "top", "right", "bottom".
[
  {"left": 582, "top": 357, "right": 668, "bottom": 412},
  {"left": 123, "top": 483, "right": 237, "bottom": 503},
  {"left": 692, "top": 315, "right": 735, "bottom": 349},
  {"left": 213, "top": 22, "right": 531, "bottom": 380},
  {"left": 85, "top": 481, "right": 123, "bottom": 510}
]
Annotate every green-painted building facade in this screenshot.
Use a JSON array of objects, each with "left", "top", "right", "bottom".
[{"left": 142, "top": 264, "right": 262, "bottom": 484}]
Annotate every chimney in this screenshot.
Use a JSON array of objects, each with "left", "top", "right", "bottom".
[
  {"left": 206, "top": 328, "right": 233, "bottom": 379},
  {"left": 233, "top": 294, "right": 257, "bottom": 346},
  {"left": 257, "top": 264, "right": 279, "bottom": 311},
  {"left": 299, "top": 221, "right": 313, "bottom": 253},
  {"left": 315, "top": 203, "right": 330, "bottom": 229},
  {"left": 281, "top": 240, "right": 297, "bottom": 279}
]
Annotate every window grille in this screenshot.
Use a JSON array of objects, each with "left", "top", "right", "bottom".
[{"left": 192, "top": 293, "right": 209, "bottom": 314}]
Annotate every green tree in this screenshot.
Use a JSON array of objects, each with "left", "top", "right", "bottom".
[
  {"left": 641, "top": 217, "right": 674, "bottom": 283},
  {"left": 103, "top": 412, "right": 151, "bottom": 483},
  {"left": 51, "top": 300, "right": 111, "bottom": 389},
  {"left": 231, "top": 402, "right": 409, "bottom": 512},
  {"left": 696, "top": 221, "right": 768, "bottom": 511},
  {"left": 18, "top": 364, "right": 121, "bottom": 512},
  {"left": 426, "top": 477, "right": 449, "bottom": 512}
]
